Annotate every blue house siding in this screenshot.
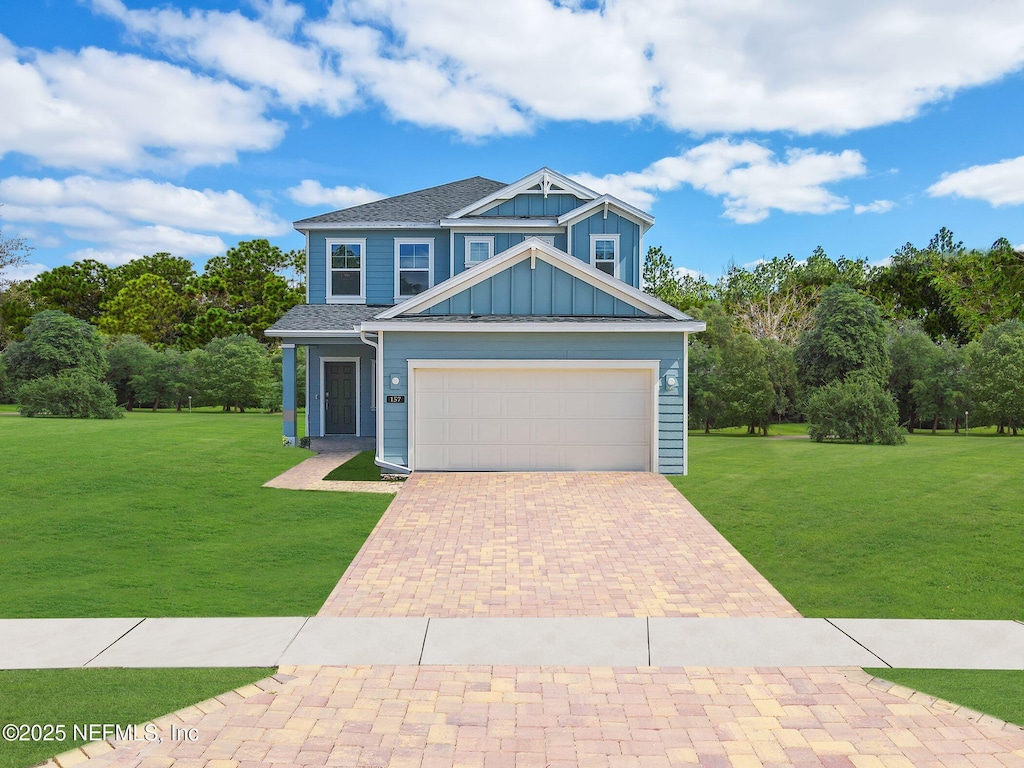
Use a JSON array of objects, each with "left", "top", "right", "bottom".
[
  {"left": 305, "top": 229, "right": 449, "bottom": 305},
  {"left": 479, "top": 194, "right": 585, "bottom": 217},
  {"left": 452, "top": 231, "right": 568, "bottom": 275},
  {"left": 305, "top": 342, "right": 376, "bottom": 438},
  {"left": 380, "top": 331, "right": 685, "bottom": 473},
  {"left": 423, "top": 259, "right": 647, "bottom": 316},
  {"left": 570, "top": 211, "right": 641, "bottom": 287}
]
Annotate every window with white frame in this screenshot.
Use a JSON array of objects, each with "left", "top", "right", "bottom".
[
  {"left": 590, "top": 234, "right": 619, "bottom": 277},
  {"left": 395, "top": 239, "right": 433, "bottom": 298},
  {"left": 465, "top": 236, "right": 494, "bottom": 264},
  {"left": 327, "top": 239, "right": 366, "bottom": 302}
]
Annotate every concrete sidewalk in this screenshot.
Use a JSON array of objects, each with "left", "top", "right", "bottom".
[{"left": 3, "top": 616, "right": 1023, "bottom": 669}]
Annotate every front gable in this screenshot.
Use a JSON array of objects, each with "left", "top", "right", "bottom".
[
  {"left": 375, "top": 238, "right": 688, "bottom": 320},
  {"left": 477, "top": 194, "right": 586, "bottom": 218},
  {"left": 446, "top": 168, "right": 598, "bottom": 219},
  {"left": 423, "top": 258, "right": 650, "bottom": 317}
]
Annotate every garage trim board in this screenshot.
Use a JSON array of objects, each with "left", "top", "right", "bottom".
[{"left": 407, "top": 359, "right": 660, "bottom": 472}]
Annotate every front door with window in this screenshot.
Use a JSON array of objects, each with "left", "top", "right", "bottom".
[{"left": 324, "top": 361, "right": 357, "bottom": 434}]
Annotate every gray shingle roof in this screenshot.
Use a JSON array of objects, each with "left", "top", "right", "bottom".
[
  {"left": 294, "top": 176, "right": 507, "bottom": 226},
  {"left": 266, "top": 304, "right": 389, "bottom": 334}
]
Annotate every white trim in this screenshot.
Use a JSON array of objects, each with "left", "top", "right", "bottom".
[
  {"left": 464, "top": 235, "right": 495, "bottom": 264},
  {"left": 445, "top": 168, "right": 599, "bottom": 219},
  {"left": 304, "top": 239, "right": 310, "bottom": 303},
  {"left": 406, "top": 358, "right": 659, "bottom": 472},
  {"left": 374, "top": 237, "right": 691, "bottom": 320},
  {"left": 304, "top": 350, "right": 311, "bottom": 440},
  {"left": 557, "top": 194, "right": 654, "bottom": 229},
  {"left": 683, "top": 332, "right": 690, "bottom": 476},
  {"left": 393, "top": 237, "right": 434, "bottom": 301},
  {"left": 296, "top": 221, "right": 435, "bottom": 232},
  {"left": 325, "top": 237, "right": 366, "bottom": 304},
  {"left": 268, "top": 329, "right": 363, "bottom": 338},
  {"left": 590, "top": 233, "right": 620, "bottom": 279},
  {"left": 440, "top": 218, "right": 561, "bottom": 228},
  {"left": 319, "top": 356, "right": 361, "bottom": 437},
  {"left": 449, "top": 229, "right": 455, "bottom": 282},
  {"left": 361, "top": 321, "right": 705, "bottom": 333}
]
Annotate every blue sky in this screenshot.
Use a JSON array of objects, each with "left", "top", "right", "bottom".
[{"left": 2, "top": 0, "right": 1024, "bottom": 282}]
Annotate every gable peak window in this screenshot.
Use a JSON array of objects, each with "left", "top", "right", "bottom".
[
  {"left": 590, "top": 234, "right": 619, "bottom": 277},
  {"left": 465, "top": 236, "right": 494, "bottom": 264},
  {"left": 395, "top": 238, "right": 434, "bottom": 299}
]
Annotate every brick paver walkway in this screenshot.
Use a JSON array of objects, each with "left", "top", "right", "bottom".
[
  {"left": 319, "top": 473, "right": 798, "bottom": 618},
  {"left": 48, "top": 472, "right": 1024, "bottom": 767}
]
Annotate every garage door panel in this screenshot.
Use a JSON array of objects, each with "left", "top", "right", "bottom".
[{"left": 413, "top": 366, "right": 653, "bottom": 471}]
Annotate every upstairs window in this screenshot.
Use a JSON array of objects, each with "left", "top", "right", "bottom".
[
  {"left": 327, "top": 239, "right": 365, "bottom": 302},
  {"left": 395, "top": 239, "right": 433, "bottom": 298},
  {"left": 465, "top": 236, "right": 494, "bottom": 264},
  {"left": 590, "top": 234, "right": 619, "bottom": 277}
]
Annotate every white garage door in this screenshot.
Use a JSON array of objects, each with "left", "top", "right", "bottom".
[{"left": 411, "top": 362, "right": 655, "bottom": 471}]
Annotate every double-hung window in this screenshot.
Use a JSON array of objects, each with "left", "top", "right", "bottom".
[
  {"left": 465, "top": 236, "right": 494, "bottom": 265},
  {"left": 326, "top": 238, "right": 366, "bottom": 303},
  {"left": 590, "top": 234, "right": 619, "bottom": 277},
  {"left": 395, "top": 238, "right": 433, "bottom": 299}
]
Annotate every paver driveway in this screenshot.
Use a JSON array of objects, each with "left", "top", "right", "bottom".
[
  {"left": 51, "top": 471, "right": 1024, "bottom": 768},
  {"left": 319, "top": 472, "right": 798, "bottom": 618}
]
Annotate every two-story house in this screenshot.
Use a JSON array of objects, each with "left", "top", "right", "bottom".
[{"left": 266, "top": 168, "right": 704, "bottom": 474}]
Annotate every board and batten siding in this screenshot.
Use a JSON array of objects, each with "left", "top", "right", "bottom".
[
  {"left": 569, "top": 211, "right": 641, "bottom": 288},
  {"left": 306, "top": 229, "right": 450, "bottom": 305},
  {"left": 452, "top": 231, "right": 569, "bottom": 275},
  {"left": 380, "top": 331, "right": 685, "bottom": 473},
  {"left": 479, "top": 194, "right": 585, "bottom": 217},
  {"left": 305, "top": 343, "right": 377, "bottom": 438},
  {"left": 425, "top": 258, "right": 646, "bottom": 316}
]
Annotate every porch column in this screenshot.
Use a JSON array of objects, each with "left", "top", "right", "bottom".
[{"left": 282, "top": 343, "right": 297, "bottom": 446}]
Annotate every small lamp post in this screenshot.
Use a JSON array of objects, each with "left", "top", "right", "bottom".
[
  {"left": 965, "top": 410, "right": 969, "bottom": 437},
  {"left": 188, "top": 395, "right": 193, "bottom": 414}
]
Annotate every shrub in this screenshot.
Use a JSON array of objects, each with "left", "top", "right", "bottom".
[
  {"left": 805, "top": 372, "right": 905, "bottom": 445},
  {"left": 18, "top": 370, "right": 123, "bottom": 419}
]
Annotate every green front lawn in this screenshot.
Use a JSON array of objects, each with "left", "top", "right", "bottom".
[
  {"left": 0, "top": 411, "right": 392, "bottom": 617},
  {"left": 671, "top": 433, "right": 1022, "bottom": 619},
  {"left": 323, "top": 450, "right": 382, "bottom": 481},
  {"left": 863, "top": 669, "right": 1024, "bottom": 727},
  {"left": 0, "top": 668, "right": 273, "bottom": 768}
]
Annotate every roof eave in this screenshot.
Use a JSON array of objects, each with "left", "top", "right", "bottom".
[{"left": 294, "top": 221, "right": 439, "bottom": 232}]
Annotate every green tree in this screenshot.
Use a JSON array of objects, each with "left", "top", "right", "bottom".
[
  {"left": 0, "top": 280, "right": 33, "bottom": 350},
  {"left": 132, "top": 347, "right": 185, "bottom": 411},
  {"left": 641, "top": 246, "right": 714, "bottom": 312},
  {"left": 105, "top": 335, "right": 158, "bottom": 411},
  {"left": 4, "top": 310, "right": 106, "bottom": 388},
  {"left": 805, "top": 372, "right": 905, "bottom": 445},
  {"left": 29, "top": 260, "right": 115, "bottom": 324},
  {"left": 931, "top": 237, "right": 1024, "bottom": 340},
  {"left": 760, "top": 338, "right": 798, "bottom": 423},
  {"left": 111, "top": 253, "right": 196, "bottom": 294},
  {"left": 888, "top": 323, "right": 936, "bottom": 432},
  {"left": 99, "top": 274, "right": 187, "bottom": 346},
  {"left": 964, "top": 320, "right": 1024, "bottom": 435},
  {"left": 795, "top": 284, "right": 891, "bottom": 389},
  {"left": 911, "top": 341, "right": 966, "bottom": 434},
  {"left": 196, "top": 334, "right": 273, "bottom": 412},
  {"left": 716, "top": 333, "right": 775, "bottom": 434},
  {"left": 687, "top": 339, "right": 721, "bottom": 433},
  {"left": 197, "top": 240, "right": 304, "bottom": 342}
]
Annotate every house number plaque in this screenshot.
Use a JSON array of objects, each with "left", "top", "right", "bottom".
[{"left": 386, "top": 395, "right": 405, "bottom": 404}]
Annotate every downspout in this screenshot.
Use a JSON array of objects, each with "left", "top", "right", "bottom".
[{"left": 359, "top": 329, "right": 410, "bottom": 474}]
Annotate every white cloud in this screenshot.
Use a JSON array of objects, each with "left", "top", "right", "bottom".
[
  {"left": 0, "top": 34, "right": 283, "bottom": 172},
  {"left": 574, "top": 140, "right": 866, "bottom": 223},
  {"left": 0, "top": 176, "right": 287, "bottom": 235},
  {"left": 674, "top": 265, "right": 705, "bottom": 281},
  {"left": 0, "top": 175, "right": 285, "bottom": 265},
  {"left": 928, "top": 155, "right": 1024, "bottom": 206},
  {"left": 93, "top": 0, "right": 358, "bottom": 115},
  {"left": 0, "top": 261, "right": 48, "bottom": 282},
  {"left": 287, "top": 179, "right": 386, "bottom": 209},
  {"left": 854, "top": 199, "right": 896, "bottom": 214}
]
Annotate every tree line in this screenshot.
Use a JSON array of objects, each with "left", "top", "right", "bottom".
[
  {"left": 643, "top": 228, "right": 1024, "bottom": 441},
  {"left": 0, "top": 238, "right": 304, "bottom": 351}
]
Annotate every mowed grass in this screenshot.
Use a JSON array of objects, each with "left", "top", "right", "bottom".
[
  {"left": 671, "top": 433, "right": 1023, "bottom": 619},
  {"left": 323, "top": 450, "right": 381, "bottom": 481},
  {"left": 0, "top": 668, "right": 274, "bottom": 768},
  {"left": 862, "top": 669, "right": 1024, "bottom": 727},
  {"left": 0, "top": 411, "right": 392, "bottom": 617}
]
